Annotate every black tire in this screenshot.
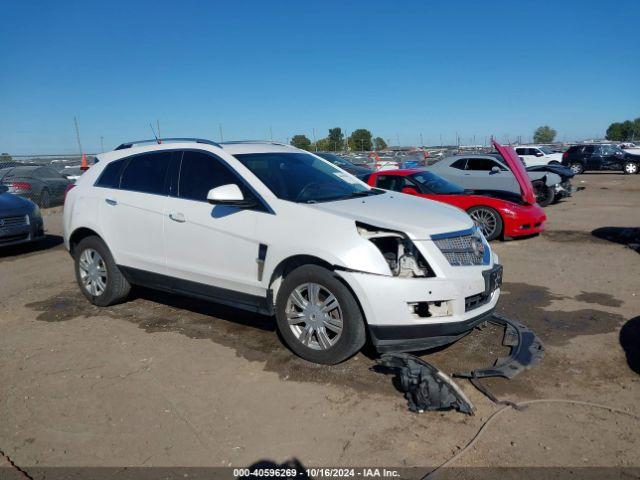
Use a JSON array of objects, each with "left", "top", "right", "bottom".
[
  {"left": 569, "top": 162, "right": 584, "bottom": 174},
  {"left": 549, "top": 161, "right": 561, "bottom": 165},
  {"left": 535, "top": 185, "right": 556, "bottom": 207},
  {"left": 275, "top": 265, "right": 366, "bottom": 364},
  {"left": 623, "top": 161, "right": 638, "bottom": 175},
  {"left": 74, "top": 236, "right": 131, "bottom": 307},
  {"left": 39, "top": 188, "right": 50, "bottom": 208},
  {"left": 467, "top": 206, "right": 503, "bottom": 241}
]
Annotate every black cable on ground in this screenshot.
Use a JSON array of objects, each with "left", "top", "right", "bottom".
[
  {"left": 0, "top": 449, "right": 33, "bottom": 480},
  {"left": 422, "top": 399, "right": 640, "bottom": 480}
]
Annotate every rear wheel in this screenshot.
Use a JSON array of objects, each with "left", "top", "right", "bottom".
[
  {"left": 39, "top": 189, "right": 50, "bottom": 208},
  {"left": 535, "top": 185, "right": 556, "bottom": 207},
  {"left": 569, "top": 162, "right": 584, "bottom": 174},
  {"left": 74, "top": 236, "right": 131, "bottom": 307},
  {"left": 467, "top": 206, "right": 503, "bottom": 241},
  {"left": 623, "top": 161, "right": 638, "bottom": 175},
  {"left": 275, "top": 265, "right": 365, "bottom": 364}
]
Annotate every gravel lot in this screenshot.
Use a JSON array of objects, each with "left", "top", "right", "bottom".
[{"left": 1, "top": 173, "right": 639, "bottom": 475}]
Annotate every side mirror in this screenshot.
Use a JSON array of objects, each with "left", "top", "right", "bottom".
[
  {"left": 535, "top": 152, "right": 544, "bottom": 157},
  {"left": 401, "top": 186, "right": 419, "bottom": 195},
  {"left": 207, "top": 184, "right": 256, "bottom": 208},
  {"left": 490, "top": 166, "right": 500, "bottom": 174}
]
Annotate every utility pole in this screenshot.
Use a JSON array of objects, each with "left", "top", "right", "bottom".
[
  {"left": 312, "top": 128, "right": 317, "bottom": 151},
  {"left": 396, "top": 133, "right": 400, "bottom": 146},
  {"left": 100, "top": 136, "right": 104, "bottom": 152},
  {"left": 269, "top": 126, "right": 273, "bottom": 141},
  {"left": 219, "top": 124, "right": 224, "bottom": 142},
  {"left": 420, "top": 133, "right": 423, "bottom": 146},
  {"left": 439, "top": 134, "right": 442, "bottom": 147},
  {"left": 157, "top": 119, "right": 161, "bottom": 140},
  {"left": 73, "top": 117, "right": 83, "bottom": 155}
]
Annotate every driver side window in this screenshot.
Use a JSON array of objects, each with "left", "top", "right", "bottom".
[{"left": 178, "top": 151, "right": 246, "bottom": 202}]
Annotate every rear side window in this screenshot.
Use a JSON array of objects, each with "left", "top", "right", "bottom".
[
  {"left": 178, "top": 151, "right": 241, "bottom": 201},
  {"left": 466, "top": 158, "right": 501, "bottom": 171},
  {"left": 515, "top": 148, "right": 525, "bottom": 155},
  {"left": 583, "top": 146, "right": 595, "bottom": 154},
  {"left": 450, "top": 159, "right": 467, "bottom": 169},
  {"left": 120, "top": 152, "right": 172, "bottom": 195},
  {"left": 95, "top": 159, "right": 126, "bottom": 188}
]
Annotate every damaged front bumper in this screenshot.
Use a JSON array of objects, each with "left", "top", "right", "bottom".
[
  {"left": 378, "top": 313, "right": 544, "bottom": 415},
  {"left": 453, "top": 313, "right": 544, "bottom": 380}
]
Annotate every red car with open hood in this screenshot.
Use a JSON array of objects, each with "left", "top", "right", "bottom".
[{"left": 365, "top": 142, "right": 546, "bottom": 241}]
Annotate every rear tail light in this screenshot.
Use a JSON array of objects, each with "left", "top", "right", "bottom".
[
  {"left": 64, "top": 183, "right": 76, "bottom": 202},
  {"left": 562, "top": 152, "right": 568, "bottom": 159},
  {"left": 10, "top": 181, "right": 32, "bottom": 190}
]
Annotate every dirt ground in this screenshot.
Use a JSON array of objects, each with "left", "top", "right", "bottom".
[{"left": 1, "top": 173, "right": 639, "bottom": 476}]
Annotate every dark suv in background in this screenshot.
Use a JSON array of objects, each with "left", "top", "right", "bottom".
[{"left": 562, "top": 144, "right": 639, "bottom": 175}]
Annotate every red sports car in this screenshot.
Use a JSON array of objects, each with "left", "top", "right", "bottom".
[{"left": 366, "top": 169, "right": 546, "bottom": 241}]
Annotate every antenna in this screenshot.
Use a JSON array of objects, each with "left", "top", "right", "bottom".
[
  {"left": 149, "top": 122, "right": 160, "bottom": 143},
  {"left": 73, "top": 116, "right": 83, "bottom": 155}
]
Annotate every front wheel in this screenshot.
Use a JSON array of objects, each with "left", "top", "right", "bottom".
[
  {"left": 623, "top": 161, "right": 638, "bottom": 175},
  {"left": 467, "top": 206, "right": 503, "bottom": 241},
  {"left": 275, "top": 265, "right": 366, "bottom": 364}
]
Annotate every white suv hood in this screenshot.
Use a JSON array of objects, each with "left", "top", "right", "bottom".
[{"left": 307, "top": 192, "right": 473, "bottom": 239}]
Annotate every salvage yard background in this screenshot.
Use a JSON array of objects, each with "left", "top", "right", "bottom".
[{"left": 1, "top": 173, "right": 639, "bottom": 472}]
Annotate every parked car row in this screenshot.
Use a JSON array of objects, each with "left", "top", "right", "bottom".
[{"left": 0, "top": 164, "right": 73, "bottom": 207}]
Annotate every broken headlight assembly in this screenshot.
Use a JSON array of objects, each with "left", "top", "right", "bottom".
[{"left": 356, "top": 222, "right": 433, "bottom": 278}]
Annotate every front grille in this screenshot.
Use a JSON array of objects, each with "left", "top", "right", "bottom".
[
  {"left": 432, "top": 231, "right": 487, "bottom": 266},
  {"left": 0, "top": 233, "right": 29, "bottom": 244},
  {"left": 465, "top": 292, "right": 490, "bottom": 312},
  {"left": 0, "top": 214, "right": 28, "bottom": 229}
]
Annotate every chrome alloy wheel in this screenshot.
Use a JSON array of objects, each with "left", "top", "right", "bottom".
[
  {"left": 285, "top": 282, "right": 343, "bottom": 350},
  {"left": 625, "top": 162, "right": 638, "bottom": 174},
  {"left": 469, "top": 208, "right": 497, "bottom": 239},
  {"left": 78, "top": 248, "right": 108, "bottom": 296}
]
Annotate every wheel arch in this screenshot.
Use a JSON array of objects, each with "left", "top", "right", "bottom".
[
  {"left": 69, "top": 227, "right": 102, "bottom": 256},
  {"left": 267, "top": 254, "right": 369, "bottom": 325},
  {"left": 466, "top": 204, "right": 505, "bottom": 239}
]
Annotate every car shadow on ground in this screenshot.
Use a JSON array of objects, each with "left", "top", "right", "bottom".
[
  {"left": 620, "top": 316, "right": 640, "bottom": 375},
  {"left": 0, "top": 234, "right": 63, "bottom": 260},
  {"left": 128, "top": 285, "right": 276, "bottom": 333},
  {"left": 591, "top": 227, "right": 640, "bottom": 253}
]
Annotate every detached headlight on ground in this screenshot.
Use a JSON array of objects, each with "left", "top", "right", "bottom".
[{"left": 356, "top": 222, "right": 432, "bottom": 277}]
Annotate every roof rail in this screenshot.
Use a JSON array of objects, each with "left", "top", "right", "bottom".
[
  {"left": 219, "top": 140, "right": 290, "bottom": 147},
  {"left": 114, "top": 138, "right": 221, "bottom": 150}
]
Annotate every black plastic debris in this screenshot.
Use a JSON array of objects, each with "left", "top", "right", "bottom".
[
  {"left": 378, "top": 353, "right": 474, "bottom": 415},
  {"left": 453, "top": 313, "right": 545, "bottom": 380}
]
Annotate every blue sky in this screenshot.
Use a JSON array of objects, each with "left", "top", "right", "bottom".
[{"left": 1, "top": 0, "right": 639, "bottom": 154}]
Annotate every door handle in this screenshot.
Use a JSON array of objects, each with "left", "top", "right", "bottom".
[
  {"left": 105, "top": 198, "right": 117, "bottom": 206},
  {"left": 169, "top": 212, "right": 186, "bottom": 223}
]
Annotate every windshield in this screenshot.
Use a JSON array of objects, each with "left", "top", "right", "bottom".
[
  {"left": 318, "top": 152, "right": 352, "bottom": 167},
  {"left": 411, "top": 171, "right": 465, "bottom": 194},
  {"left": 539, "top": 146, "right": 554, "bottom": 154},
  {"left": 235, "top": 152, "right": 379, "bottom": 203}
]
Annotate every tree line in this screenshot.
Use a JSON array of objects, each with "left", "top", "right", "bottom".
[
  {"left": 290, "top": 128, "right": 387, "bottom": 152},
  {"left": 605, "top": 117, "right": 640, "bottom": 142}
]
